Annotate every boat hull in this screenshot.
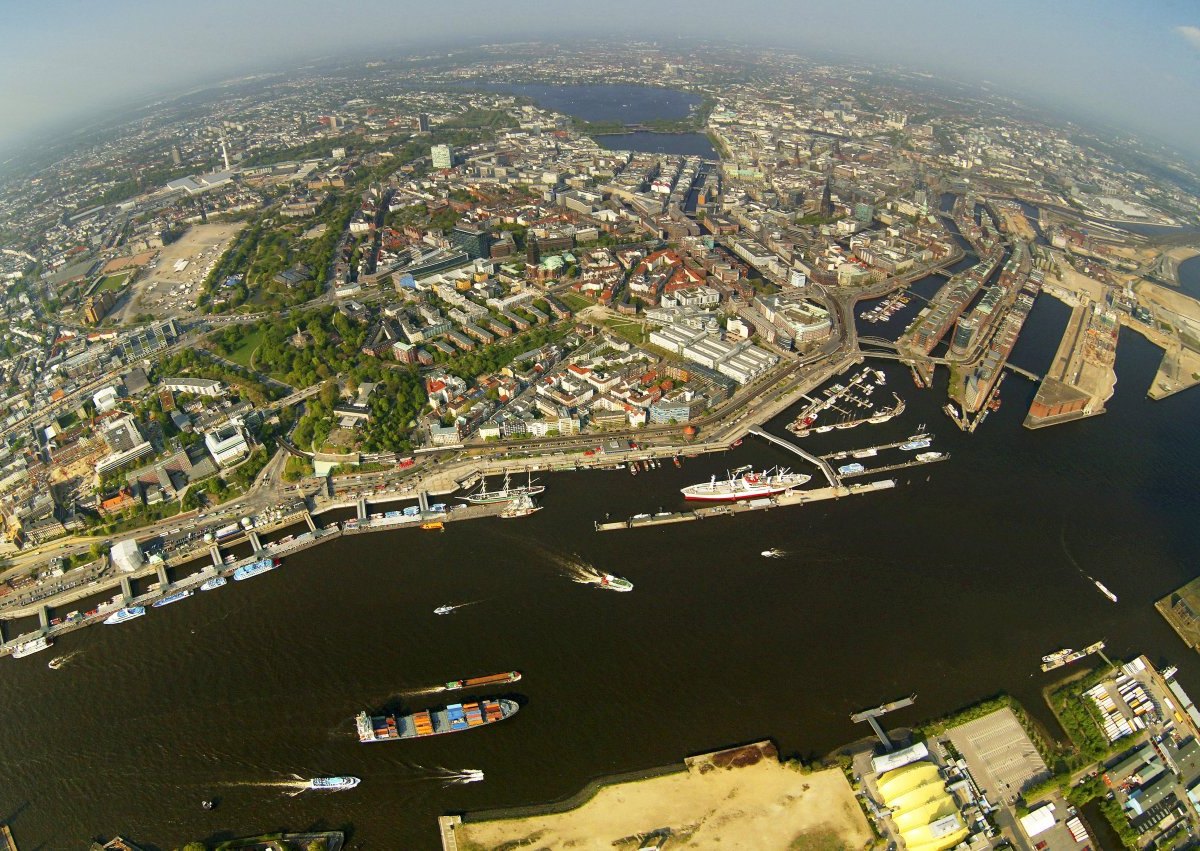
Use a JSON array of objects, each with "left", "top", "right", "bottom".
[
  {"left": 11, "top": 637, "right": 52, "bottom": 658},
  {"left": 357, "top": 698, "right": 519, "bottom": 742}
]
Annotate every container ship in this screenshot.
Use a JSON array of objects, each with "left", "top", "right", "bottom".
[
  {"left": 11, "top": 636, "right": 53, "bottom": 658},
  {"left": 232, "top": 558, "right": 279, "bottom": 581},
  {"left": 680, "top": 467, "right": 810, "bottom": 502},
  {"left": 356, "top": 698, "right": 519, "bottom": 742},
  {"left": 462, "top": 471, "right": 544, "bottom": 504},
  {"left": 445, "top": 671, "right": 522, "bottom": 691}
]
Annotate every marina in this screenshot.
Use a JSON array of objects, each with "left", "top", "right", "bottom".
[{"left": 786, "top": 369, "right": 904, "bottom": 438}]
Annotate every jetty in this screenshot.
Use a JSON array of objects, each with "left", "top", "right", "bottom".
[{"left": 745, "top": 426, "right": 838, "bottom": 486}]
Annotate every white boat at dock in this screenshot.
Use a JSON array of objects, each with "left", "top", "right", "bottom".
[{"left": 11, "top": 636, "right": 53, "bottom": 658}]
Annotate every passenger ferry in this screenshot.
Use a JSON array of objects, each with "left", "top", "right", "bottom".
[
  {"left": 11, "top": 636, "right": 53, "bottom": 658},
  {"left": 104, "top": 606, "right": 146, "bottom": 625}
]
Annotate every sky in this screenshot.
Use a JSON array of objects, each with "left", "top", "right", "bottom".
[{"left": 2, "top": 0, "right": 1199, "bottom": 161}]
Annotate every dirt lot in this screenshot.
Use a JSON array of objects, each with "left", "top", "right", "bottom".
[
  {"left": 452, "top": 742, "right": 872, "bottom": 851},
  {"left": 117, "top": 222, "right": 245, "bottom": 321}
]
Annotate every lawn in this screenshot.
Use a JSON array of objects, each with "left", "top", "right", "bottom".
[
  {"left": 226, "top": 328, "right": 265, "bottom": 368},
  {"left": 95, "top": 272, "right": 130, "bottom": 293},
  {"left": 559, "top": 291, "right": 593, "bottom": 313}
]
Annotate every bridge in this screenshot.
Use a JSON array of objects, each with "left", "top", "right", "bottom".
[
  {"left": 746, "top": 426, "right": 838, "bottom": 487},
  {"left": 856, "top": 346, "right": 1041, "bottom": 381}
]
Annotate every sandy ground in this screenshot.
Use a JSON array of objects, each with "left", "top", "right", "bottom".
[
  {"left": 452, "top": 743, "right": 872, "bottom": 851},
  {"left": 1052, "top": 263, "right": 1109, "bottom": 304},
  {"left": 119, "top": 222, "right": 245, "bottom": 321}
]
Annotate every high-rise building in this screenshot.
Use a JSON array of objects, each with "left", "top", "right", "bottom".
[
  {"left": 950, "top": 316, "right": 978, "bottom": 356},
  {"left": 170, "top": 145, "right": 182, "bottom": 166},
  {"left": 415, "top": 113, "right": 430, "bottom": 132},
  {"left": 451, "top": 222, "right": 493, "bottom": 260},
  {"left": 431, "top": 144, "right": 453, "bottom": 170}
]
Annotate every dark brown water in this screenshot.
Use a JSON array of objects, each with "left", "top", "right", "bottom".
[{"left": 3, "top": 292, "right": 1200, "bottom": 849}]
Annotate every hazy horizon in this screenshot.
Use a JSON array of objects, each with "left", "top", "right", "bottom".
[{"left": 4, "top": 0, "right": 1200, "bottom": 164}]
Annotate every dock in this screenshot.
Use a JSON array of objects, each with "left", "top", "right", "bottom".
[
  {"left": 595, "top": 480, "right": 897, "bottom": 531},
  {"left": 745, "top": 426, "right": 838, "bottom": 486},
  {"left": 0, "top": 824, "right": 17, "bottom": 851},
  {"left": 851, "top": 693, "right": 917, "bottom": 751}
]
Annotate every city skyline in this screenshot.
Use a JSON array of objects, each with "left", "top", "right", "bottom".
[{"left": 2, "top": 0, "right": 1200, "bottom": 161}]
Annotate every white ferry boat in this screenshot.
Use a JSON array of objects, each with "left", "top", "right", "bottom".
[
  {"left": 104, "top": 606, "right": 146, "bottom": 625},
  {"left": 11, "top": 636, "right": 53, "bottom": 658}
]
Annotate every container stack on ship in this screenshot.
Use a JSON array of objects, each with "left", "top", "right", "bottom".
[{"left": 356, "top": 698, "right": 519, "bottom": 742}]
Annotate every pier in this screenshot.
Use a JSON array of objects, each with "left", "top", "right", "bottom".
[
  {"left": 837, "top": 455, "right": 948, "bottom": 479},
  {"left": 210, "top": 545, "right": 222, "bottom": 567},
  {"left": 595, "top": 480, "right": 897, "bottom": 531},
  {"left": 851, "top": 694, "right": 916, "bottom": 751},
  {"left": 0, "top": 824, "right": 17, "bottom": 851},
  {"left": 745, "top": 426, "right": 838, "bottom": 486},
  {"left": 155, "top": 563, "right": 169, "bottom": 589}
]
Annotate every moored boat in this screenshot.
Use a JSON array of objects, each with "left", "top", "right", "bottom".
[
  {"left": 356, "top": 698, "right": 519, "bottom": 742},
  {"left": 200, "top": 576, "right": 227, "bottom": 591},
  {"left": 681, "top": 466, "right": 810, "bottom": 502},
  {"left": 462, "top": 471, "right": 544, "bottom": 504},
  {"left": 899, "top": 438, "right": 932, "bottom": 451},
  {"left": 11, "top": 636, "right": 53, "bottom": 658},
  {"left": 915, "top": 451, "right": 946, "bottom": 462},
  {"left": 232, "top": 558, "right": 278, "bottom": 581},
  {"left": 104, "top": 606, "right": 146, "bottom": 625},
  {"left": 499, "top": 494, "right": 541, "bottom": 519},
  {"left": 152, "top": 588, "right": 193, "bottom": 608}
]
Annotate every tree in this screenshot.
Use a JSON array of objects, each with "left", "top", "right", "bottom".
[
  {"left": 306, "top": 840, "right": 328, "bottom": 851},
  {"left": 177, "top": 843, "right": 208, "bottom": 851}
]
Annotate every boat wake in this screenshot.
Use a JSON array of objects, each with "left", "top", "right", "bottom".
[
  {"left": 552, "top": 554, "right": 606, "bottom": 584},
  {"left": 434, "top": 601, "right": 481, "bottom": 615},
  {"left": 400, "top": 683, "right": 449, "bottom": 697},
  {"left": 48, "top": 650, "right": 82, "bottom": 670},
  {"left": 761, "top": 548, "right": 786, "bottom": 559},
  {"left": 391, "top": 764, "right": 486, "bottom": 786},
  {"left": 220, "top": 776, "right": 311, "bottom": 796},
  {"left": 1060, "top": 526, "right": 1118, "bottom": 603}
]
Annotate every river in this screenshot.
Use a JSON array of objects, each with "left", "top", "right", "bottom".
[
  {"left": 4, "top": 98, "right": 1200, "bottom": 851},
  {"left": 3, "top": 286, "right": 1200, "bottom": 848}
]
